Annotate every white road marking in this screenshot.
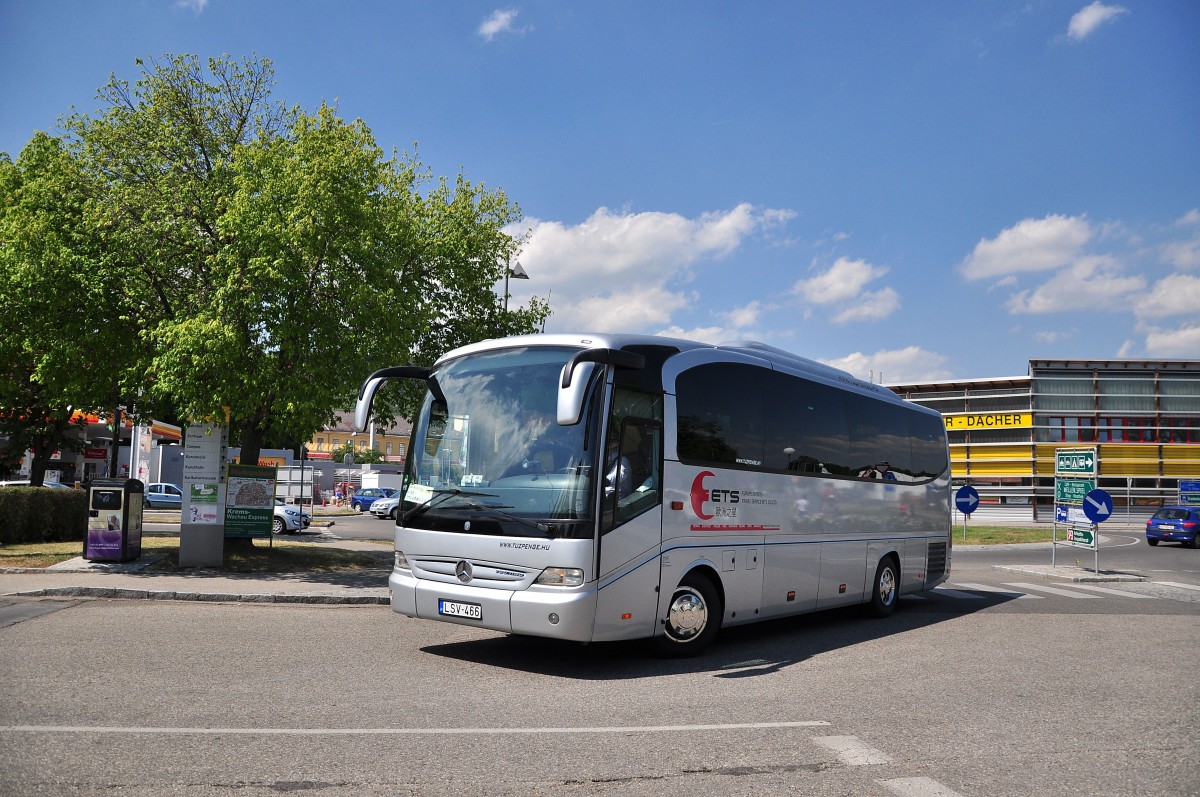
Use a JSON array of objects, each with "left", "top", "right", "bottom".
[
  {"left": 952, "top": 582, "right": 1042, "bottom": 599},
  {"left": 929, "top": 587, "right": 987, "bottom": 600},
  {"left": 1157, "top": 581, "right": 1200, "bottom": 592},
  {"left": 812, "top": 735, "right": 892, "bottom": 765},
  {"left": 1062, "top": 583, "right": 1158, "bottom": 599},
  {"left": 878, "top": 776, "right": 967, "bottom": 797},
  {"left": 1004, "top": 582, "right": 1100, "bottom": 599},
  {"left": 0, "top": 720, "right": 831, "bottom": 736}
]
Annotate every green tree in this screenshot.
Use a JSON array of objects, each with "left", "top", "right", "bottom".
[
  {"left": 62, "top": 54, "right": 548, "bottom": 466},
  {"left": 328, "top": 441, "right": 384, "bottom": 465},
  {"left": 0, "top": 135, "right": 146, "bottom": 484}
]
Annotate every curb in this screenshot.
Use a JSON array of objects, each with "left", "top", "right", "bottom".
[
  {"left": 6, "top": 586, "right": 389, "bottom": 604},
  {"left": 992, "top": 564, "right": 1146, "bottom": 582}
]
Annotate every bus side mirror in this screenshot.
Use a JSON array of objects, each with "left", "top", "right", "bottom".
[
  {"left": 557, "top": 348, "right": 646, "bottom": 426},
  {"left": 354, "top": 366, "right": 432, "bottom": 433},
  {"left": 557, "top": 362, "right": 596, "bottom": 426}
]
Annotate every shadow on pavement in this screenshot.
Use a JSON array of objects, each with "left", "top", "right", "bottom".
[{"left": 420, "top": 591, "right": 1015, "bottom": 680}]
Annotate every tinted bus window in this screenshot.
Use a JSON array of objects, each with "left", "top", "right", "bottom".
[
  {"left": 763, "top": 371, "right": 849, "bottom": 474},
  {"left": 678, "top": 362, "right": 946, "bottom": 484},
  {"left": 676, "top": 363, "right": 765, "bottom": 467},
  {"left": 910, "top": 412, "right": 949, "bottom": 480}
]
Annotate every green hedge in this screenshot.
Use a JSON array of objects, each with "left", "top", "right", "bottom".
[{"left": 0, "top": 487, "right": 87, "bottom": 545}]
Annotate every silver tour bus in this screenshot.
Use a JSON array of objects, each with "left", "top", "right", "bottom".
[{"left": 355, "top": 333, "right": 951, "bottom": 656}]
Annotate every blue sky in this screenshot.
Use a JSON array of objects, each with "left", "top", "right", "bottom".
[{"left": 2, "top": 1, "right": 1197, "bottom": 383}]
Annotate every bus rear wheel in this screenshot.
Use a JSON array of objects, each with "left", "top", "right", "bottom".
[
  {"left": 652, "top": 573, "right": 721, "bottom": 658},
  {"left": 868, "top": 556, "right": 899, "bottom": 618}
]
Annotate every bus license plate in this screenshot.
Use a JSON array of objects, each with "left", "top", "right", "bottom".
[{"left": 439, "top": 599, "right": 482, "bottom": 620}]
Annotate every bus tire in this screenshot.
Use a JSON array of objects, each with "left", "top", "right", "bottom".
[
  {"left": 868, "top": 556, "right": 899, "bottom": 618},
  {"left": 652, "top": 572, "right": 722, "bottom": 658}
]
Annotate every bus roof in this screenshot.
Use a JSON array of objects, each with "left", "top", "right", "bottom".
[{"left": 434, "top": 333, "right": 935, "bottom": 416}]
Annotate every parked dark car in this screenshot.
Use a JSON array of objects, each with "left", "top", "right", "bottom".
[
  {"left": 1146, "top": 506, "right": 1200, "bottom": 548},
  {"left": 350, "top": 487, "right": 399, "bottom": 513}
]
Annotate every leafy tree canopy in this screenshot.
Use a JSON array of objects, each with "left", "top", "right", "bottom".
[
  {"left": 0, "top": 134, "right": 146, "bottom": 483},
  {"left": 51, "top": 53, "right": 548, "bottom": 465}
]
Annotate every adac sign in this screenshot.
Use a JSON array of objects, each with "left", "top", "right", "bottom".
[{"left": 944, "top": 412, "right": 1032, "bottom": 431}]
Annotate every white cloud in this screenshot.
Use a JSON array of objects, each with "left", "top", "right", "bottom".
[
  {"left": 657, "top": 325, "right": 739, "bottom": 345},
  {"left": 1162, "top": 235, "right": 1200, "bottom": 270},
  {"left": 175, "top": 0, "right": 208, "bottom": 13},
  {"left": 722, "top": 301, "right": 765, "bottom": 329},
  {"left": 820, "top": 346, "right": 954, "bottom": 384},
  {"left": 566, "top": 286, "right": 690, "bottom": 332},
  {"left": 1135, "top": 273, "right": 1200, "bottom": 318},
  {"left": 508, "top": 203, "right": 793, "bottom": 333},
  {"left": 790, "top": 257, "right": 899, "bottom": 325},
  {"left": 1067, "top": 2, "right": 1128, "bottom": 41},
  {"left": 1034, "top": 328, "right": 1078, "bottom": 344},
  {"left": 478, "top": 8, "right": 524, "bottom": 41},
  {"left": 1176, "top": 209, "right": 1200, "bottom": 227},
  {"left": 1005, "top": 255, "right": 1144, "bottom": 314},
  {"left": 793, "top": 257, "right": 888, "bottom": 304},
  {"left": 1142, "top": 323, "right": 1200, "bottom": 358},
  {"left": 961, "top": 214, "right": 1092, "bottom": 280},
  {"left": 832, "top": 288, "right": 901, "bottom": 324}
]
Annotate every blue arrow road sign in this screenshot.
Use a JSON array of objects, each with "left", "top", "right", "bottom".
[
  {"left": 955, "top": 486, "right": 980, "bottom": 515},
  {"left": 1083, "top": 488, "right": 1114, "bottom": 523}
]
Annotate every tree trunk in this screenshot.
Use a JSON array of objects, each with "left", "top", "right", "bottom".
[
  {"left": 28, "top": 440, "right": 53, "bottom": 487},
  {"left": 238, "top": 420, "right": 264, "bottom": 466},
  {"left": 107, "top": 407, "right": 123, "bottom": 478}
]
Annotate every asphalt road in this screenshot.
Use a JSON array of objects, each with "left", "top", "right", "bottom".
[{"left": 1, "top": 533, "right": 1197, "bottom": 796}]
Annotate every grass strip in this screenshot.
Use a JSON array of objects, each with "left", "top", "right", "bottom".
[{"left": 0, "top": 536, "right": 386, "bottom": 572}]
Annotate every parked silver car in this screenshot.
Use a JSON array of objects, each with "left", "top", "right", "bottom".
[{"left": 370, "top": 493, "right": 401, "bottom": 520}]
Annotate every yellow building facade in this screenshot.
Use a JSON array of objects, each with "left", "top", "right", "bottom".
[{"left": 890, "top": 359, "right": 1200, "bottom": 523}]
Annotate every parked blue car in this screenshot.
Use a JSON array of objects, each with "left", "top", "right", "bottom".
[
  {"left": 1146, "top": 506, "right": 1200, "bottom": 548},
  {"left": 350, "top": 487, "right": 399, "bottom": 513}
]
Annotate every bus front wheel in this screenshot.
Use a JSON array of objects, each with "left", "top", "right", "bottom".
[
  {"left": 868, "top": 556, "right": 900, "bottom": 618},
  {"left": 653, "top": 573, "right": 722, "bottom": 657}
]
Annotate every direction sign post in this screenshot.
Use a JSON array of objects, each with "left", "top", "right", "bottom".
[
  {"left": 1083, "top": 488, "right": 1113, "bottom": 524},
  {"left": 955, "top": 486, "right": 980, "bottom": 541},
  {"left": 1053, "top": 448, "right": 1101, "bottom": 572}
]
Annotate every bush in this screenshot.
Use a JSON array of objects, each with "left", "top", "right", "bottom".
[{"left": 0, "top": 487, "right": 87, "bottom": 545}]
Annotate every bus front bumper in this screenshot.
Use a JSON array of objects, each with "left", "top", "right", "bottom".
[{"left": 389, "top": 569, "right": 598, "bottom": 642}]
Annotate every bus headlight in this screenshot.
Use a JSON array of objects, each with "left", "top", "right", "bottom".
[
  {"left": 394, "top": 551, "right": 411, "bottom": 572},
  {"left": 535, "top": 567, "right": 584, "bottom": 587}
]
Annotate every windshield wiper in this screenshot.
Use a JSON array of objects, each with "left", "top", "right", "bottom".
[
  {"left": 403, "top": 488, "right": 560, "bottom": 538},
  {"left": 456, "top": 501, "right": 555, "bottom": 537},
  {"left": 401, "top": 488, "right": 497, "bottom": 525}
]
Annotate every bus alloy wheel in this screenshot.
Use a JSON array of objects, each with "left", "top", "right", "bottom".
[
  {"left": 869, "top": 557, "right": 899, "bottom": 617},
  {"left": 654, "top": 574, "right": 721, "bottom": 657}
]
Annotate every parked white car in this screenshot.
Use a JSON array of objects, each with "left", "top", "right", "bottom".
[
  {"left": 273, "top": 498, "right": 311, "bottom": 534},
  {"left": 145, "top": 482, "right": 183, "bottom": 510}
]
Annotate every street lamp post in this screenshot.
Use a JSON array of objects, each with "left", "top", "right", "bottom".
[{"left": 504, "top": 260, "right": 529, "bottom": 311}]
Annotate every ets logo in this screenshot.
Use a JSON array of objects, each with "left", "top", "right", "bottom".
[{"left": 690, "top": 471, "right": 740, "bottom": 520}]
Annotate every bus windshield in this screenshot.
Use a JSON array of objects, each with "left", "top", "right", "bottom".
[{"left": 400, "top": 345, "right": 599, "bottom": 539}]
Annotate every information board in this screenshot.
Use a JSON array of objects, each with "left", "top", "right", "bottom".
[{"left": 225, "top": 463, "right": 276, "bottom": 538}]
